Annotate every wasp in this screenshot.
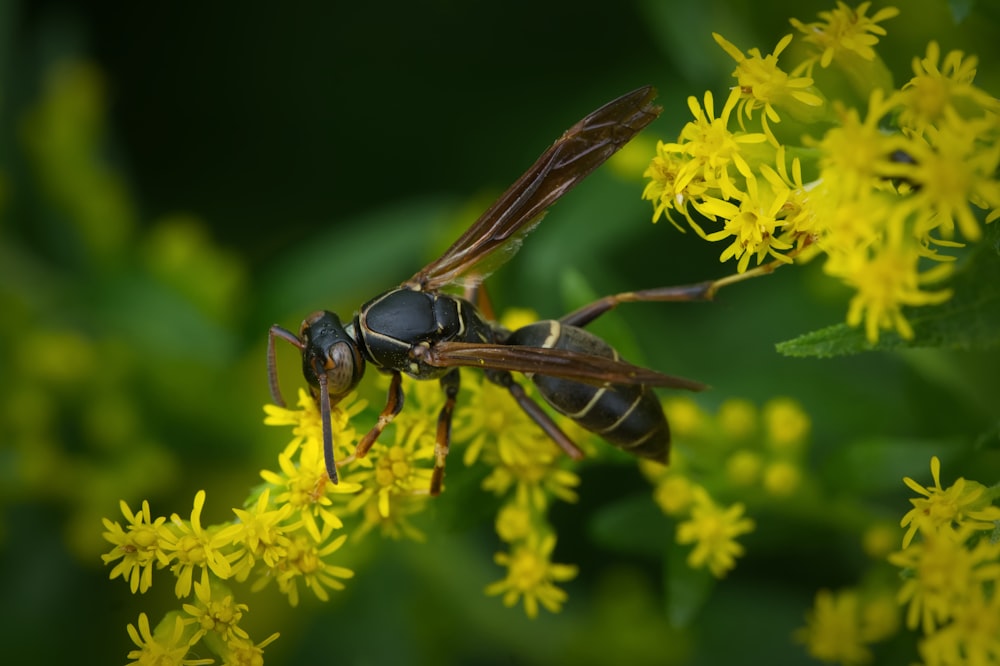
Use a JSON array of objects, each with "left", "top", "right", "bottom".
[{"left": 268, "top": 86, "right": 724, "bottom": 496}]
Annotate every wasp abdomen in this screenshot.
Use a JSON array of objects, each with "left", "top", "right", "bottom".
[{"left": 505, "top": 321, "right": 670, "bottom": 462}]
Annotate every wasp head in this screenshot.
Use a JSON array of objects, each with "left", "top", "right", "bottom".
[{"left": 300, "top": 310, "right": 365, "bottom": 401}]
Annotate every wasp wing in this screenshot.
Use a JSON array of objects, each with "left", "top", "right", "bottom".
[
  {"left": 421, "top": 341, "right": 706, "bottom": 392},
  {"left": 407, "top": 86, "right": 661, "bottom": 291}
]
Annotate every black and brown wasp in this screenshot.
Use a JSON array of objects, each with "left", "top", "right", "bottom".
[{"left": 268, "top": 85, "right": 723, "bottom": 496}]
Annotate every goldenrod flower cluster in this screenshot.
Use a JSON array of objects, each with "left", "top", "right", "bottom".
[
  {"left": 642, "top": 397, "right": 811, "bottom": 578},
  {"left": 795, "top": 456, "right": 1000, "bottom": 665},
  {"left": 102, "top": 308, "right": 587, "bottom": 661},
  {"left": 643, "top": 2, "right": 999, "bottom": 343},
  {"left": 889, "top": 457, "right": 1000, "bottom": 665}
]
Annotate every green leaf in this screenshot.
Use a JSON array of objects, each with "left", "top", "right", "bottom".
[
  {"left": 974, "top": 419, "right": 1000, "bottom": 451},
  {"left": 663, "top": 545, "right": 715, "bottom": 627},
  {"left": 948, "top": 0, "right": 975, "bottom": 22},
  {"left": 818, "top": 436, "right": 962, "bottom": 494},
  {"left": 588, "top": 493, "right": 672, "bottom": 556},
  {"left": 260, "top": 195, "right": 458, "bottom": 319},
  {"left": 777, "top": 223, "right": 1000, "bottom": 357}
]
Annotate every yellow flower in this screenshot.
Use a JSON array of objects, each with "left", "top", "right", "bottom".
[
  {"left": 676, "top": 486, "right": 755, "bottom": 577},
  {"left": 794, "top": 589, "right": 874, "bottom": 666},
  {"left": 677, "top": 88, "right": 769, "bottom": 205},
  {"left": 861, "top": 523, "right": 899, "bottom": 560},
  {"left": 345, "top": 418, "right": 434, "bottom": 521},
  {"left": 713, "top": 32, "right": 826, "bottom": 137},
  {"left": 355, "top": 492, "right": 429, "bottom": 542},
  {"left": 274, "top": 531, "right": 354, "bottom": 606},
  {"left": 899, "top": 456, "right": 1000, "bottom": 548},
  {"left": 700, "top": 167, "right": 795, "bottom": 272},
  {"left": 790, "top": 2, "right": 899, "bottom": 68},
  {"left": 219, "top": 632, "right": 281, "bottom": 666},
  {"left": 762, "top": 460, "right": 802, "bottom": 497},
  {"left": 263, "top": 388, "right": 365, "bottom": 465},
  {"left": 652, "top": 473, "right": 697, "bottom": 516},
  {"left": 813, "top": 90, "right": 904, "bottom": 202},
  {"left": 481, "top": 458, "right": 581, "bottom": 511},
  {"left": 889, "top": 528, "right": 1000, "bottom": 633},
  {"left": 163, "top": 490, "right": 240, "bottom": 598},
  {"left": 102, "top": 499, "right": 175, "bottom": 594},
  {"left": 762, "top": 397, "right": 811, "bottom": 451},
  {"left": 725, "top": 449, "right": 764, "bottom": 487},
  {"left": 182, "top": 574, "right": 251, "bottom": 647},
  {"left": 485, "top": 535, "right": 578, "bottom": 618},
  {"left": 495, "top": 501, "right": 535, "bottom": 543},
  {"left": 917, "top": 583, "right": 1000, "bottom": 666},
  {"left": 125, "top": 612, "right": 211, "bottom": 666},
  {"left": 453, "top": 371, "right": 554, "bottom": 468},
  {"left": 260, "top": 438, "right": 361, "bottom": 544},
  {"left": 826, "top": 221, "right": 952, "bottom": 342},
  {"left": 895, "top": 110, "right": 1000, "bottom": 243},
  {"left": 716, "top": 398, "right": 758, "bottom": 440},
  {"left": 642, "top": 139, "right": 709, "bottom": 230},
  {"left": 228, "top": 489, "right": 293, "bottom": 580},
  {"left": 662, "top": 396, "right": 707, "bottom": 440},
  {"left": 898, "top": 41, "right": 998, "bottom": 136}
]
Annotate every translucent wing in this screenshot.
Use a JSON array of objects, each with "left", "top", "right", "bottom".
[
  {"left": 407, "top": 86, "right": 661, "bottom": 291},
  {"left": 421, "top": 340, "right": 706, "bottom": 392}
]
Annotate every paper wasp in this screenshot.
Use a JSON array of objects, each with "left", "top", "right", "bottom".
[{"left": 268, "top": 85, "right": 725, "bottom": 496}]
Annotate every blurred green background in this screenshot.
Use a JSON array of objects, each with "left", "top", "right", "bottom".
[{"left": 2, "top": 0, "right": 999, "bottom": 664}]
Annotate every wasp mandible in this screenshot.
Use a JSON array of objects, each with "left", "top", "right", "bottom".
[{"left": 269, "top": 86, "right": 726, "bottom": 496}]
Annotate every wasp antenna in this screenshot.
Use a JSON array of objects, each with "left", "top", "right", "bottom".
[
  {"left": 268, "top": 325, "right": 305, "bottom": 407},
  {"left": 318, "top": 373, "right": 339, "bottom": 485}
]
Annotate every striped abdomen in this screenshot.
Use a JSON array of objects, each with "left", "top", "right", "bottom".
[{"left": 504, "top": 321, "right": 670, "bottom": 462}]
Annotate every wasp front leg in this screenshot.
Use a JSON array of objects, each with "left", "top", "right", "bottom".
[{"left": 356, "top": 371, "right": 404, "bottom": 458}]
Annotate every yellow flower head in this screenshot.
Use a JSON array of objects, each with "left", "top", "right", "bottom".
[
  {"left": 899, "top": 456, "right": 1000, "bottom": 548},
  {"left": 125, "top": 612, "right": 212, "bottom": 666},
  {"left": 795, "top": 588, "right": 877, "bottom": 666},
  {"left": 102, "top": 499, "right": 175, "bottom": 594},
  {"left": 713, "top": 32, "right": 826, "bottom": 136},
  {"left": 484, "top": 535, "right": 578, "bottom": 618},
  {"left": 790, "top": 2, "right": 900, "bottom": 68},
  {"left": 889, "top": 527, "right": 1000, "bottom": 634},
  {"left": 347, "top": 418, "right": 435, "bottom": 512},
  {"left": 164, "top": 490, "right": 239, "bottom": 598},
  {"left": 181, "top": 574, "right": 250, "bottom": 647},
  {"left": 274, "top": 531, "right": 354, "bottom": 606},
  {"left": 898, "top": 41, "right": 999, "bottom": 137},
  {"left": 676, "top": 486, "right": 756, "bottom": 578}
]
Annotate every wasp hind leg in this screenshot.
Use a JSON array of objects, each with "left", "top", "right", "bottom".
[
  {"left": 559, "top": 282, "right": 716, "bottom": 328},
  {"left": 485, "top": 370, "right": 585, "bottom": 461},
  {"left": 560, "top": 257, "right": 796, "bottom": 328}
]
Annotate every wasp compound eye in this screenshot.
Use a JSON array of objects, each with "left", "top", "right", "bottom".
[{"left": 324, "top": 341, "right": 360, "bottom": 395}]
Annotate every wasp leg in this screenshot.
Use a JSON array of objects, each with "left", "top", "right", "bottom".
[
  {"left": 429, "top": 369, "right": 461, "bottom": 496},
  {"left": 559, "top": 281, "right": 716, "bottom": 328},
  {"left": 356, "top": 371, "right": 405, "bottom": 458},
  {"left": 560, "top": 254, "right": 797, "bottom": 328},
  {"left": 486, "top": 370, "right": 585, "bottom": 460},
  {"left": 267, "top": 324, "right": 305, "bottom": 407}
]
